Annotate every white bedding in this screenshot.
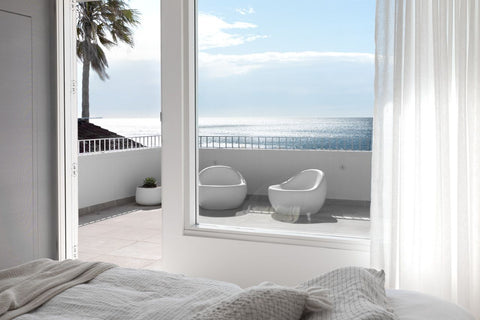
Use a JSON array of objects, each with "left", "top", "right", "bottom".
[
  {"left": 3, "top": 263, "right": 474, "bottom": 320},
  {"left": 387, "top": 289, "right": 475, "bottom": 320},
  {"left": 14, "top": 267, "right": 242, "bottom": 320}
]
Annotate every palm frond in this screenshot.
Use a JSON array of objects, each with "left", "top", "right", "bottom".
[
  {"left": 89, "top": 44, "right": 109, "bottom": 80},
  {"left": 76, "top": 0, "right": 141, "bottom": 79}
]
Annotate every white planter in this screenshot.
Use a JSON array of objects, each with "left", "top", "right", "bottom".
[{"left": 135, "top": 186, "right": 162, "bottom": 206}]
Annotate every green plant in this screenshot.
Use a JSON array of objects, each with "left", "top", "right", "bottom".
[{"left": 142, "top": 177, "right": 157, "bottom": 188}]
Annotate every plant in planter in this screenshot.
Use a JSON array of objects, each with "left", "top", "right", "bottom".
[{"left": 135, "top": 177, "right": 162, "bottom": 206}]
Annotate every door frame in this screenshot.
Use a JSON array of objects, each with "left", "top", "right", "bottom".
[{"left": 57, "top": 0, "right": 78, "bottom": 260}]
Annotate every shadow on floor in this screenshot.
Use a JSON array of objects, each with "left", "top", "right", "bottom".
[
  {"left": 199, "top": 195, "right": 370, "bottom": 224},
  {"left": 79, "top": 202, "right": 162, "bottom": 226},
  {"left": 80, "top": 196, "right": 370, "bottom": 226}
]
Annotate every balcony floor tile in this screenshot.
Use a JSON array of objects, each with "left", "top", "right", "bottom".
[
  {"left": 78, "top": 203, "right": 162, "bottom": 269},
  {"left": 78, "top": 197, "right": 369, "bottom": 270}
]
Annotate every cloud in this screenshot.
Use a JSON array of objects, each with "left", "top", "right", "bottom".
[
  {"left": 236, "top": 7, "right": 255, "bottom": 15},
  {"left": 107, "top": 11, "right": 268, "bottom": 60},
  {"left": 199, "top": 51, "right": 375, "bottom": 78},
  {"left": 198, "top": 13, "right": 267, "bottom": 50},
  {"left": 103, "top": 0, "right": 160, "bottom": 62}
]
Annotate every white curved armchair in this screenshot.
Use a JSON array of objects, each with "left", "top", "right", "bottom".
[
  {"left": 199, "top": 165, "right": 247, "bottom": 210},
  {"left": 268, "top": 169, "right": 327, "bottom": 218}
]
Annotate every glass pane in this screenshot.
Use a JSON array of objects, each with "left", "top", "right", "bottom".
[{"left": 196, "top": 0, "right": 374, "bottom": 239}]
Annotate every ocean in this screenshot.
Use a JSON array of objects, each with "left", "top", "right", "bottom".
[{"left": 90, "top": 117, "right": 373, "bottom": 151}]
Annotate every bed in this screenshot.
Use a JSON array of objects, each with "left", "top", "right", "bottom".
[{"left": 0, "top": 259, "right": 475, "bottom": 320}]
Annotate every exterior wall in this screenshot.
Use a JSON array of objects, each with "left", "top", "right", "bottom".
[
  {"left": 200, "top": 149, "right": 371, "bottom": 201},
  {"left": 78, "top": 149, "right": 161, "bottom": 208},
  {"left": 79, "top": 148, "right": 371, "bottom": 208}
]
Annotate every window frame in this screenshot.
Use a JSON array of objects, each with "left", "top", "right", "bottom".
[
  {"left": 174, "top": 0, "right": 370, "bottom": 252},
  {"left": 57, "top": 0, "right": 78, "bottom": 260}
]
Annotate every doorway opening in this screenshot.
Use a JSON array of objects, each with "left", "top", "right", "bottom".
[{"left": 73, "top": 0, "right": 162, "bottom": 270}]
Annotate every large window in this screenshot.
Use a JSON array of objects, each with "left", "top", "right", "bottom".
[{"left": 196, "top": 0, "right": 375, "bottom": 240}]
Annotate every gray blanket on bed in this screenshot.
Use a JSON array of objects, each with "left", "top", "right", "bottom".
[
  {"left": 15, "top": 267, "right": 244, "bottom": 320},
  {"left": 6, "top": 262, "right": 331, "bottom": 320},
  {"left": 3, "top": 261, "right": 391, "bottom": 320},
  {"left": 0, "top": 259, "right": 115, "bottom": 320}
]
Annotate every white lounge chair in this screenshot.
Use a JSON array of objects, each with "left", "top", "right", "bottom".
[
  {"left": 268, "top": 169, "right": 327, "bottom": 219},
  {"left": 199, "top": 165, "right": 247, "bottom": 210}
]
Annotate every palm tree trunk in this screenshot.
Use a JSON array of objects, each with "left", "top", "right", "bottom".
[{"left": 81, "top": 59, "right": 90, "bottom": 121}]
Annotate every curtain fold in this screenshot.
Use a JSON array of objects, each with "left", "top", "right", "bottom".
[{"left": 372, "top": 0, "right": 480, "bottom": 317}]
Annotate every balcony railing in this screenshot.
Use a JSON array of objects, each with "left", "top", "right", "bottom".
[
  {"left": 198, "top": 135, "right": 372, "bottom": 151},
  {"left": 78, "top": 135, "right": 161, "bottom": 154},
  {"left": 79, "top": 134, "right": 372, "bottom": 154}
]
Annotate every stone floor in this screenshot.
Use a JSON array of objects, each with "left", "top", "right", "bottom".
[
  {"left": 78, "top": 197, "right": 370, "bottom": 269},
  {"left": 78, "top": 203, "right": 163, "bottom": 270},
  {"left": 199, "top": 196, "right": 370, "bottom": 239},
  {"left": 199, "top": 195, "right": 370, "bottom": 220}
]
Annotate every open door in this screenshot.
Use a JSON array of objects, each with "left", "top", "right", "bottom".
[{"left": 57, "top": 0, "right": 79, "bottom": 261}]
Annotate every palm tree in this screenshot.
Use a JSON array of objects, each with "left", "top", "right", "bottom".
[{"left": 77, "top": 0, "right": 140, "bottom": 121}]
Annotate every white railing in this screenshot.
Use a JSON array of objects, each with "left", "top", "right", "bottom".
[
  {"left": 198, "top": 135, "right": 372, "bottom": 151},
  {"left": 79, "top": 134, "right": 372, "bottom": 154},
  {"left": 78, "top": 135, "right": 161, "bottom": 154}
]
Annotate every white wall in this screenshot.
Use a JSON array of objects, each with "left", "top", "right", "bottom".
[
  {"left": 161, "top": 0, "right": 370, "bottom": 289},
  {"left": 200, "top": 149, "right": 371, "bottom": 201},
  {"left": 78, "top": 149, "right": 161, "bottom": 208},
  {"left": 162, "top": 237, "right": 369, "bottom": 287},
  {"left": 0, "top": 0, "right": 57, "bottom": 268}
]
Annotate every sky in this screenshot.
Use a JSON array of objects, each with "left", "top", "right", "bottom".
[{"left": 79, "top": 0, "right": 376, "bottom": 118}]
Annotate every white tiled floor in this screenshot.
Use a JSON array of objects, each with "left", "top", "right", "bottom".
[
  {"left": 78, "top": 207, "right": 163, "bottom": 270},
  {"left": 199, "top": 197, "right": 370, "bottom": 239},
  {"left": 78, "top": 199, "right": 369, "bottom": 270}
]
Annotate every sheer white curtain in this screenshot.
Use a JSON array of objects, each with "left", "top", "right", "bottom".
[{"left": 372, "top": 0, "right": 480, "bottom": 317}]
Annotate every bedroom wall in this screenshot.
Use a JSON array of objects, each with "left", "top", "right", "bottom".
[
  {"left": 161, "top": 0, "right": 370, "bottom": 288},
  {"left": 0, "top": 0, "right": 58, "bottom": 269}
]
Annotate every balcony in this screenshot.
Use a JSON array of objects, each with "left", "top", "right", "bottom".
[{"left": 78, "top": 135, "right": 371, "bottom": 266}]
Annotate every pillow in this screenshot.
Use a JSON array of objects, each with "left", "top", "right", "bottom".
[
  {"left": 387, "top": 289, "right": 475, "bottom": 320},
  {"left": 191, "top": 282, "right": 332, "bottom": 320},
  {"left": 298, "top": 267, "right": 397, "bottom": 320}
]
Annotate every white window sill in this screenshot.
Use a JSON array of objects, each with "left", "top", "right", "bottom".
[{"left": 184, "top": 223, "right": 370, "bottom": 252}]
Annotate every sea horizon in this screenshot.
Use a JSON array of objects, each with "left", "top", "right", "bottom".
[{"left": 89, "top": 116, "right": 373, "bottom": 150}]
